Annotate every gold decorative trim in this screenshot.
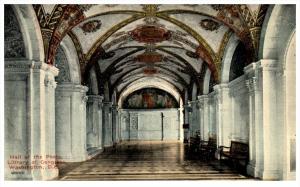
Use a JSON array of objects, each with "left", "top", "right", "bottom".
[
  {"left": 157, "top": 13, "right": 217, "bottom": 61},
  {"left": 85, "top": 13, "right": 145, "bottom": 61},
  {"left": 216, "top": 29, "right": 233, "bottom": 74}
]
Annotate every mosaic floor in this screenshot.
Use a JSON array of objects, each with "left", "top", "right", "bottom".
[{"left": 58, "top": 141, "right": 253, "bottom": 180}]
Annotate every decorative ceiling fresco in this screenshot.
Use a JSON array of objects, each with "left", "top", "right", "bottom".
[
  {"left": 122, "top": 88, "right": 179, "bottom": 109},
  {"left": 33, "top": 4, "right": 268, "bottom": 104}
]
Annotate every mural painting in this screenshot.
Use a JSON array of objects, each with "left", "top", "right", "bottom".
[{"left": 123, "top": 88, "right": 178, "bottom": 109}]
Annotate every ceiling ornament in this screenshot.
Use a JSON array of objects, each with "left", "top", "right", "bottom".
[
  {"left": 134, "top": 44, "right": 164, "bottom": 63},
  {"left": 143, "top": 66, "right": 157, "bottom": 75},
  {"left": 78, "top": 4, "right": 95, "bottom": 12},
  {"left": 211, "top": 5, "right": 227, "bottom": 11},
  {"left": 142, "top": 4, "right": 159, "bottom": 17},
  {"left": 186, "top": 51, "right": 199, "bottom": 59},
  {"left": 80, "top": 20, "right": 102, "bottom": 34},
  {"left": 200, "top": 19, "right": 220, "bottom": 31},
  {"left": 130, "top": 25, "right": 171, "bottom": 43}
]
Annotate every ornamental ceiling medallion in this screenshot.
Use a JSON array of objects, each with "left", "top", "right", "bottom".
[
  {"left": 80, "top": 20, "right": 102, "bottom": 34},
  {"left": 200, "top": 19, "right": 220, "bottom": 31},
  {"left": 130, "top": 4, "right": 170, "bottom": 43},
  {"left": 129, "top": 25, "right": 171, "bottom": 43},
  {"left": 135, "top": 44, "right": 163, "bottom": 64},
  {"left": 143, "top": 66, "right": 158, "bottom": 75}
]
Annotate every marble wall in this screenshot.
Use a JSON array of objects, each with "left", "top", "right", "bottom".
[
  {"left": 5, "top": 61, "right": 59, "bottom": 180},
  {"left": 120, "top": 109, "right": 181, "bottom": 141}
]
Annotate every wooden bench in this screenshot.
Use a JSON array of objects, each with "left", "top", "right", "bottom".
[
  {"left": 189, "top": 136, "right": 201, "bottom": 153},
  {"left": 219, "top": 141, "right": 249, "bottom": 171},
  {"left": 199, "top": 137, "right": 217, "bottom": 160}
]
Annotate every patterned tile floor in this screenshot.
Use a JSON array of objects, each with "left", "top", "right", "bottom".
[{"left": 58, "top": 141, "right": 253, "bottom": 180}]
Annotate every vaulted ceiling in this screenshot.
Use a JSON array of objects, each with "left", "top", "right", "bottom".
[{"left": 33, "top": 4, "right": 268, "bottom": 103}]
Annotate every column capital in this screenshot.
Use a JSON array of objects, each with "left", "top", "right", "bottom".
[
  {"left": 87, "top": 95, "right": 104, "bottom": 102},
  {"left": 244, "top": 62, "right": 257, "bottom": 75},
  {"left": 183, "top": 103, "right": 192, "bottom": 112},
  {"left": 103, "top": 101, "right": 113, "bottom": 107},
  {"left": 213, "top": 83, "right": 230, "bottom": 92},
  {"left": 197, "top": 95, "right": 209, "bottom": 101},
  {"left": 257, "top": 59, "right": 278, "bottom": 71},
  {"left": 111, "top": 104, "right": 119, "bottom": 111},
  {"left": 81, "top": 95, "right": 88, "bottom": 104},
  {"left": 56, "top": 83, "right": 88, "bottom": 93},
  {"left": 245, "top": 77, "right": 258, "bottom": 93},
  {"left": 44, "top": 76, "right": 57, "bottom": 89}
]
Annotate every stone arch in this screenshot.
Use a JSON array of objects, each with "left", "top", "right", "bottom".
[
  {"left": 259, "top": 5, "right": 296, "bottom": 65},
  {"left": 202, "top": 69, "right": 211, "bottom": 95},
  {"left": 59, "top": 35, "right": 82, "bottom": 84},
  {"left": 10, "top": 5, "right": 45, "bottom": 61},
  {"left": 87, "top": 67, "right": 99, "bottom": 95},
  {"left": 191, "top": 83, "right": 197, "bottom": 101},
  {"left": 220, "top": 34, "right": 240, "bottom": 83},
  {"left": 118, "top": 78, "right": 182, "bottom": 108},
  {"left": 282, "top": 30, "right": 296, "bottom": 180}
]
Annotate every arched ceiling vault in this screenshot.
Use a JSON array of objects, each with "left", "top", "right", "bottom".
[{"left": 35, "top": 4, "right": 269, "bottom": 103}]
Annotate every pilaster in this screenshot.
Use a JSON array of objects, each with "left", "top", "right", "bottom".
[
  {"left": 55, "top": 83, "right": 88, "bottom": 162},
  {"left": 103, "top": 102, "right": 113, "bottom": 147},
  {"left": 213, "top": 83, "right": 231, "bottom": 147}
]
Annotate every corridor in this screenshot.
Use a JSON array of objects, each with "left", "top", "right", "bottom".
[{"left": 58, "top": 141, "right": 252, "bottom": 180}]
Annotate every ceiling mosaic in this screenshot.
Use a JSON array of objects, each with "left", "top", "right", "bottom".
[{"left": 32, "top": 4, "right": 269, "bottom": 103}]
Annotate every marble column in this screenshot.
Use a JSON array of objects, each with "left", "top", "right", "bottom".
[
  {"left": 244, "top": 63, "right": 260, "bottom": 177},
  {"left": 257, "top": 59, "right": 281, "bottom": 179},
  {"left": 245, "top": 60, "right": 282, "bottom": 180},
  {"left": 111, "top": 105, "right": 119, "bottom": 144},
  {"left": 183, "top": 104, "right": 191, "bottom": 142},
  {"left": 86, "top": 95, "right": 103, "bottom": 149},
  {"left": 198, "top": 95, "right": 209, "bottom": 141},
  {"left": 178, "top": 108, "right": 184, "bottom": 141},
  {"left": 5, "top": 61, "right": 59, "bottom": 180},
  {"left": 213, "top": 83, "right": 231, "bottom": 147},
  {"left": 207, "top": 95, "right": 216, "bottom": 138},
  {"left": 55, "top": 83, "right": 88, "bottom": 162},
  {"left": 103, "top": 102, "right": 113, "bottom": 147},
  {"left": 189, "top": 100, "right": 199, "bottom": 137}
]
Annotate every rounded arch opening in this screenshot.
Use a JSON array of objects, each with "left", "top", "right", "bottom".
[{"left": 118, "top": 78, "right": 183, "bottom": 108}]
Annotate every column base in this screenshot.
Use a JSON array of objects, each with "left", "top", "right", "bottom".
[
  {"left": 256, "top": 169, "right": 282, "bottom": 180},
  {"left": 31, "top": 168, "right": 59, "bottom": 180},
  {"left": 246, "top": 163, "right": 257, "bottom": 177},
  {"left": 58, "top": 153, "right": 87, "bottom": 163}
]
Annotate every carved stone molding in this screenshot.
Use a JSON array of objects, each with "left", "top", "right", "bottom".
[
  {"left": 196, "top": 100, "right": 204, "bottom": 109},
  {"left": 258, "top": 59, "right": 278, "bottom": 71},
  {"left": 245, "top": 77, "right": 257, "bottom": 94},
  {"left": 81, "top": 95, "right": 88, "bottom": 104},
  {"left": 87, "top": 95, "right": 104, "bottom": 102},
  {"left": 244, "top": 62, "right": 257, "bottom": 75},
  {"left": 56, "top": 83, "right": 88, "bottom": 93},
  {"left": 44, "top": 77, "right": 57, "bottom": 89},
  {"left": 5, "top": 61, "right": 58, "bottom": 76}
]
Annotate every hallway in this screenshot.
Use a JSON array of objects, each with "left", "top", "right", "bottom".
[{"left": 58, "top": 141, "right": 252, "bottom": 180}]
